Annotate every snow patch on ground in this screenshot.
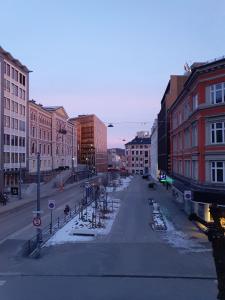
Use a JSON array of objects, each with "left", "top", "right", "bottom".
[
  {"left": 106, "top": 176, "right": 133, "bottom": 193},
  {"left": 163, "top": 218, "right": 211, "bottom": 253},
  {"left": 45, "top": 197, "right": 121, "bottom": 246}
]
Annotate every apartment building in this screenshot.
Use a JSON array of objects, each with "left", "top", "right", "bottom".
[
  {"left": 29, "top": 100, "right": 52, "bottom": 173},
  {"left": 44, "top": 106, "right": 75, "bottom": 171},
  {"left": 150, "top": 119, "right": 159, "bottom": 180},
  {"left": 72, "top": 114, "right": 107, "bottom": 173},
  {"left": 125, "top": 131, "right": 151, "bottom": 175},
  {"left": 0, "top": 47, "right": 30, "bottom": 193},
  {"left": 170, "top": 59, "right": 225, "bottom": 221},
  {"left": 158, "top": 75, "right": 187, "bottom": 176}
]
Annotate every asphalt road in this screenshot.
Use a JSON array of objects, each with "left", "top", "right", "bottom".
[
  {"left": 0, "top": 176, "right": 218, "bottom": 300},
  {"left": 0, "top": 179, "right": 97, "bottom": 243}
]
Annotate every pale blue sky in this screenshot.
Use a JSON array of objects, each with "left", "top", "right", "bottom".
[{"left": 1, "top": 0, "right": 225, "bottom": 147}]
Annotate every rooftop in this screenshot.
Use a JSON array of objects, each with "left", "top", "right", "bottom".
[
  {"left": 125, "top": 136, "right": 151, "bottom": 146},
  {"left": 0, "top": 46, "right": 31, "bottom": 73}
]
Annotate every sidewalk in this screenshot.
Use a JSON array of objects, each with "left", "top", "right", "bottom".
[
  {"left": 0, "top": 175, "right": 101, "bottom": 217},
  {"left": 146, "top": 178, "right": 208, "bottom": 243}
]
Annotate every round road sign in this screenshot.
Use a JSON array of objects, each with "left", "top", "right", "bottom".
[
  {"left": 33, "top": 217, "right": 41, "bottom": 227},
  {"left": 48, "top": 200, "right": 56, "bottom": 210}
]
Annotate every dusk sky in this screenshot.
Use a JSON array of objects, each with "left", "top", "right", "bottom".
[{"left": 1, "top": 0, "right": 225, "bottom": 148}]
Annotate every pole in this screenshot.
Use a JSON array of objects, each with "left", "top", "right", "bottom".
[
  {"left": 50, "top": 210, "right": 53, "bottom": 234},
  {"left": 72, "top": 158, "right": 75, "bottom": 182},
  {"left": 18, "top": 160, "right": 22, "bottom": 200},
  {"left": 36, "top": 152, "right": 42, "bottom": 246}
]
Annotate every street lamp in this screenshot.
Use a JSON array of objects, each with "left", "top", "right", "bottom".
[
  {"left": 72, "top": 157, "right": 75, "bottom": 182},
  {"left": 18, "top": 159, "right": 22, "bottom": 200}
]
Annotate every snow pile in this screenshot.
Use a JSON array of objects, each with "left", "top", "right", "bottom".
[
  {"left": 163, "top": 219, "right": 210, "bottom": 253},
  {"left": 107, "top": 176, "right": 133, "bottom": 193},
  {"left": 151, "top": 202, "right": 167, "bottom": 231},
  {"left": 45, "top": 198, "right": 120, "bottom": 246}
]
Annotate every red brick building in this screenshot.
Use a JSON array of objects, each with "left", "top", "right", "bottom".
[{"left": 169, "top": 59, "right": 225, "bottom": 222}]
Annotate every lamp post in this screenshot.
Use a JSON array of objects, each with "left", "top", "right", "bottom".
[
  {"left": 36, "top": 152, "right": 42, "bottom": 247},
  {"left": 72, "top": 157, "right": 75, "bottom": 182},
  {"left": 18, "top": 159, "right": 22, "bottom": 200}
]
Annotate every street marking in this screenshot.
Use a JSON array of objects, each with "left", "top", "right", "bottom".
[{"left": 0, "top": 280, "right": 6, "bottom": 286}]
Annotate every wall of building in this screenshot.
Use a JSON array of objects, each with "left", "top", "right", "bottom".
[
  {"left": 0, "top": 52, "right": 29, "bottom": 191},
  {"left": 150, "top": 119, "right": 159, "bottom": 180},
  {"left": 169, "top": 61, "right": 225, "bottom": 221}
]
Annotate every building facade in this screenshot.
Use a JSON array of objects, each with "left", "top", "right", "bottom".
[
  {"left": 158, "top": 75, "right": 187, "bottom": 176},
  {"left": 44, "top": 106, "right": 75, "bottom": 171},
  {"left": 150, "top": 119, "right": 159, "bottom": 180},
  {"left": 28, "top": 103, "right": 76, "bottom": 176},
  {"left": 72, "top": 114, "right": 107, "bottom": 173},
  {"left": 125, "top": 131, "right": 151, "bottom": 175},
  {"left": 0, "top": 47, "right": 30, "bottom": 193},
  {"left": 170, "top": 59, "right": 225, "bottom": 222},
  {"left": 29, "top": 100, "right": 52, "bottom": 174}
]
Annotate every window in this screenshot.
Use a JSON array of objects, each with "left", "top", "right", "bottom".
[
  {"left": 192, "top": 94, "right": 198, "bottom": 110},
  {"left": 192, "top": 160, "right": 198, "bottom": 180},
  {"left": 211, "top": 122, "right": 225, "bottom": 144},
  {"left": 184, "top": 160, "right": 191, "bottom": 177},
  {"left": 4, "top": 134, "right": 10, "bottom": 145},
  {"left": 15, "top": 136, "right": 18, "bottom": 146},
  {"left": 178, "top": 160, "right": 183, "bottom": 174},
  {"left": 131, "top": 151, "right": 134, "bottom": 155},
  {"left": 144, "top": 151, "right": 148, "bottom": 157},
  {"left": 11, "top": 135, "right": 15, "bottom": 146},
  {"left": 19, "top": 120, "right": 25, "bottom": 132},
  {"left": 6, "top": 64, "right": 10, "bottom": 76},
  {"left": 178, "top": 132, "right": 182, "bottom": 150},
  {"left": 6, "top": 80, "right": 10, "bottom": 92},
  {"left": 211, "top": 161, "right": 225, "bottom": 182},
  {"left": 15, "top": 70, "right": 18, "bottom": 82},
  {"left": 4, "top": 115, "right": 10, "bottom": 128},
  {"left": 192, "top": 123, "right": 198, "bottom": 147},
  {"left": 184, "top": 128, "right": 190, "bottom": 148},
  {"left": 210, "top": 83, "right": 225, "bottom": 104}
]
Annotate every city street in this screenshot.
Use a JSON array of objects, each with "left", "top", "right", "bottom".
[{"left": 0, "top": 176, "right": 217, "bottom": 300}]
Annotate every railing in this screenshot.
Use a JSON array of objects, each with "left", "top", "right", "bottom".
[{"left": 23, "top": 189, "right": 100, "bottom": 257}]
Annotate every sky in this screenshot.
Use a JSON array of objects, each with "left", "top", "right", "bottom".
[{"left": 1, "top": 0, "right": 225, "bottom": 148}]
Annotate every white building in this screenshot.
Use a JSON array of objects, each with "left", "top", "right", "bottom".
[
  {"left": 150, "top": 119, "right": 159, "bottom": 180},
  {"left": 0, "top": 47, "right": 30, "bottom": 192},
  {"left": 125, "top": 131, "right": 151, "bottom": 175}
]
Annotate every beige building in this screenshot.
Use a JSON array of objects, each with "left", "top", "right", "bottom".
[
  {"left": 72, "top": 114, "right": 107, "bottom": 173},
  {"left": 29, "top": 100, "right": 52, "bottom": 173},
  {"left": 0, "top": 47, "right": 30, "bottom": 192},
  {"left": 125, "top": 131, "right": 151, "bottom": 175},
  {"left": 28, "top": 103, "right": 77, "bottom": 175}
]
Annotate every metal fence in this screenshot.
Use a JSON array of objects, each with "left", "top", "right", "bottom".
[{"left": 23, "top": 185, "right": 101, "bottom": 257}]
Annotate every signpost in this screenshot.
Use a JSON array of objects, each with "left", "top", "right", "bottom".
[
  {"left": 184, "top": 190, "right": 192, "bottom": 201},
  {"left": 48, "top": 200, "right": 56, "bottom": 234}
]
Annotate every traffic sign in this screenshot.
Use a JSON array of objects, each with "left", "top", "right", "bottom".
[
  {"left": 33, "top": 217, "right": 41, "bottom": 227},
  {"left": 48, "top": 200, "right": 56, "bottom": 210},
  {"left": 184, "top": 190, "right": 192, "bottom": 201}
]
